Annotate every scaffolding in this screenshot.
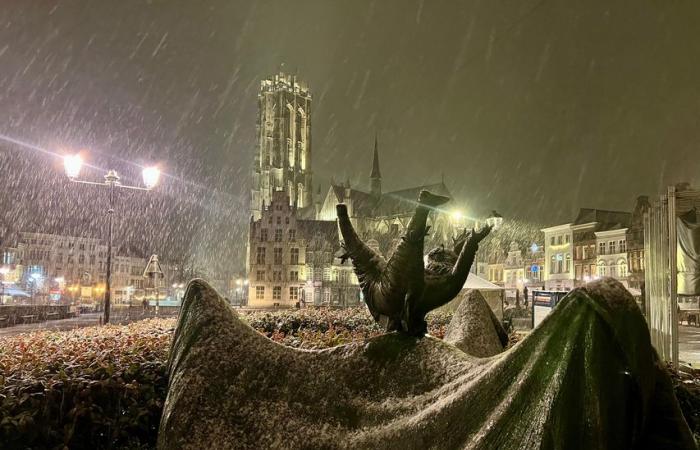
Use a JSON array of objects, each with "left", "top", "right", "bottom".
[{"left": 644, "top": 185, "right": 700, "bottom": 367}]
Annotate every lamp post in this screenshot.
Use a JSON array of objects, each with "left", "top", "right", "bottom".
[
  {"left": 143, "top": 254, "right": 164, "bottom": 316},
  {"left": 64, "top": 154, "right": 160, "bottom": 324},
  {"left": 235, "top": 278, "right": 243, "bottom": 304},
  {"left": 30, "top": 272, "right": 43, "bottom": 306}
]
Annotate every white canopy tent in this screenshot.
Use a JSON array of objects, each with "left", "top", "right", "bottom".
[
  {"left": 462, "top": 273, "right": 504, "bottom": 291},
  {"left": 436, "top": 272, "right": 506, "bottom": 318}
]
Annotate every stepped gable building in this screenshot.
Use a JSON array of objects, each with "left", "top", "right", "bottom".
[
  {"left": 246, "top": 190, "right": 358, "bottom": 308},
  {"left": 317, "top": 137, "right": 455, "bottom": 257}
]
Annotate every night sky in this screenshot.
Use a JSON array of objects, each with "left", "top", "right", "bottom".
[{"left": 1, "top": 1, "right": 699, "bottom": 273}]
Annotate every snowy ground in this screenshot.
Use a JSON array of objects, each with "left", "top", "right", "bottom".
[{"left": 680, "top": 324, "right": 700, "bottom": 367}]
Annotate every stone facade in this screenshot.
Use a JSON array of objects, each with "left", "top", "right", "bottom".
[
  {"left": 542, "top": 223, "right": 574, "bottom": 290},
  {"left": 251, "top": 72, "right": 313, "bottom": 221},
  {"left": 626, "top": 196, "right": 650, "bottom": 290},
  {"left": 594, "top": 228, "right": 629, "bottom": 280},
  {"left": 6, "top": 231, "right": 173, "bottom": 305},
  {"left": 246, "top": 190, "right": 360, "bottom": 308},
  {"left": 544, "top": 207, "right": 634, "bottom": 291}
]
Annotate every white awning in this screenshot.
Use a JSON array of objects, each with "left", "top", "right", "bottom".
[{"left": 462, "top": 273, "right": 504, "bottom": 291}]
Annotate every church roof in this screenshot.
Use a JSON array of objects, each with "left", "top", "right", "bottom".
[
  {"left": 331, "top": 185, "right": 378, "bottom": 216},
  {"left": 374, "top": 182, "right": 452, "bottom": 217},
  {"left": 573, "top": 208, "right": 631, "bottom": 229},
  {"left": 296, "top": 204, "right": 318, "bottom": 220},
  {"left": 330, "top": 181, "right": 453, "bottom": 218}
]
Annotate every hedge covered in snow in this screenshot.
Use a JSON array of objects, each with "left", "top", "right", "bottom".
[{"left": 0, "top": 308, "right": 697, "bottom": 448}]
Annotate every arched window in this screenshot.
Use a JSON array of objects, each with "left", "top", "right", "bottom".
[
  {"left": 618, "top": 259, "right": 628, "bottom": 278},
  {"left": 297, "top": 183, "right": 305, "bottom": 207},
  {"left": 597, "top": 261, "right": 606, "bottom": 276}
]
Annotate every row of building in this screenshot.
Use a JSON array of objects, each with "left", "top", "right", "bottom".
[
  {"left": 477, "top": 196, "right": 650, "bottom": 298},
  {"left": 0, "top": 231, "right": 178, "bottom": 306},
  {"left": 244, "top": 72, "right": 651, "bottom": 308}
]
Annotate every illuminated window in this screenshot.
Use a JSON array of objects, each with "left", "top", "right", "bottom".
[
  {"left": 618, "top": 259, "right": 628, "bottom": 278},
  {"left": 273, "top": 286, "right": 281, "bottom": 300},
  {"left": 255, "top": 286, "right": 264, "bottom": 299},
  {"left": 289, "top": 287, "right": 299, "bottom": 300}
]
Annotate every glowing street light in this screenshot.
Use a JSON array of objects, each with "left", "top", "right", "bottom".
[
  {"left": 63, "top": 154, "right": 83, "bottom": 179},
  {"left": 450, "top": 210, "right": 464, "bottom": 221},
  {"left": 142, "top": 166, "right": 161, "bottom": 190},
  {"left": 62, "top": 153, "right": 162, "bottom": 324}
]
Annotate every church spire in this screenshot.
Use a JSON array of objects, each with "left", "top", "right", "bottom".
[
  {"left": 370, "top": 134, "right": 381, "bottom": 179},
  {"left": 370, "top": 134, "right": 382, "bottom": 197}
]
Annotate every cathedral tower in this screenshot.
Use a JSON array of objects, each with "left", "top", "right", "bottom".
[{"left": 251, "top": 72, "right": 313, "bottom": 220}]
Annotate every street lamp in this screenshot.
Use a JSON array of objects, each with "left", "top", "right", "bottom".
[
  {"left": 30, "top": 273, "right": 43, "bottom": 306},
  {"left": 63, "top": 153, "right": 160, "bottom": 324},
  {"left": 486, "top": 210, "right": 504, "bottom": 231},
  {"left": 143, "top": 254, "right": 164, "bottom": 316}
]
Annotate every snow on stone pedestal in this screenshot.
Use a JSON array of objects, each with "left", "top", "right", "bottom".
[
  {"left": 158, "top": 278, "right": 695, "bottom": 450},
  {"left": 443, "top": 289, "right": 508, "bottom": 357}
]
